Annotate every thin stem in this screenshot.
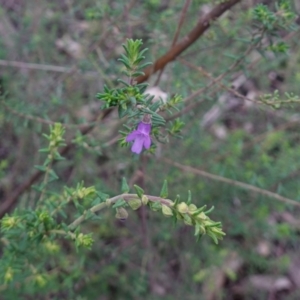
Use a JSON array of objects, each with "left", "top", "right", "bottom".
[
  {"left": 50, "top": 196, "right": 72, "bottom": 217},
  {"left": 0, "top": 99, "right": 97, "bottom": 129},
  {"left": 68, "top": 194, "right": 173, "bottom": 230},
  {"left": 37, "top": 151, "right": 55, "bottom": 205},
  {"left": 136, "top": 0, "right": 242, "bottom": 83},
  {"left": 154, "top": 0, "right": 191, "bottom": 86},
  {"left": 0, "top": 59, "right": 97, "bottom": 74},
  {"left": 166, "top": 32, "right": 262, "bottom": 121},
  {"left": 163, "top": 158, "right": 300, "bottom": 208},
  {"left": 50, "top": 229, "right": 76, "bottom": 239}
]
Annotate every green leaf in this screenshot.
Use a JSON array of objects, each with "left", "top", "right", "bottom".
[
  {"left": 49, "top": 169, "right": 59, "bottom": 181},
  {"left": 174, "top": 194, "right": 180, "bottom": 207},
  {"left": 137, "top": 62, "right": 153, "bottom": 70},
  {"left": 149, "top": 101, "right": 161, "bottom": 112},
  {"left": 112, "top": 198, "right": 127, "bottom": 209},
  {"left": 31, "top": 184, "right": 44, "bottom": 192},
  {"left": 207, "top": 231, "right": 218, "bottom": 244},
  {"left": 191, "top": 205, "right": 207, "bottom": 216},
  {"left": 38, "top": 148, "right": 49, "bottom": 153},
  {"left": 117, "top": 79, "right": 131, "bottom": 86},
  {"left": 133, "top": 184, "right": 144, "bottom": 199},
  {"left": 204, "top": 206, "right": 214, "bottom": 215},
  {"left": 96, "top": 191, "right": 109, "bottom": 201},
  {"left": 118, "top": 105, "right": 128, "bottom": 118},
  {"left": 160, "top": 180, "right": 168, "bottom": 198},
  {"left": 121, "top": 177, "right": 130, "bottom": 193},
  {"left": 131, "top": 71, "right": 145, "bottom": 77},
  {"left": 149, "top": 201, "right": 162, "bottom": 211},
  {"left": 34, "top": 165, "right": 47, "bottom": 172},
  {"left": 129, "top": 97, "right": 136, "bottom": 106},
  {"left": 53, "top": 152, "right": 65, "bottom": 161}
]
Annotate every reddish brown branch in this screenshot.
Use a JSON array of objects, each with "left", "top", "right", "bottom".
[
  {"left": 136, "top": 0, "right": 241, "bottom": 83},
  {"left": 155, "top": 0, "right": 191, "bottom": 86}
]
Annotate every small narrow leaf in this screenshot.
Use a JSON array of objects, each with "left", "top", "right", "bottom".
[
  {"left": 34, "top": 165, "right": 47, "bottom": 172},
  {"left": 112, "top": 198, "right": 127, "bottom": 209},
  {"left": 149, "top": 201, "right": 162, "bottom": 211},
  {"left": 115, "top": 207, "right": 128, "bottom": 221},
  {"left": 204, "top": 206, "right": 214, "bottom": 215},
  {"left": 49, "top": 170, "right": 59, "bottom": 181},
  {"left": 133, "top": 184, "right": 144, "bottom": 199},
  {"left": 117, "top": 79, "right": 131, "bottom": 87},
  {"left": 118, "top": 105, "right": 128, "bottom": 118},
  {"left": 191, "top": 205, "right": 207, "bottom": 216},
  {"left": 121, "top": 177, "right": 130, "bottom": 193},
  {"left": 174, "top": 194, "right": 180, "bottom": 207},
  {"left": 160, "top": 180, "right": 168, "bottom": 198},
  {"left": 162, "top": 204, "right": 173, "bottom": 217}
]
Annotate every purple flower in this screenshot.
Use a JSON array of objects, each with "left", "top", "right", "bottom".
[{"left": 126, "top": 122, "right": 151, "bottom": 154}]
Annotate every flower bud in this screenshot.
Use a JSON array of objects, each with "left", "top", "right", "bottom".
[
  {"left": 195, "top": 212, "right": 208, "bottom": 221},
  {"left": 76, "top": 233, "right": 94, "bottom": 248},
  {"left": 183, "top": 214, "right": 193, "bottom": 226},
  {"left": 38, "top": 211, "right": 51, "bottom": 223},
  {"left": 1, "top": 216, "right": 18, "bottom": 231},
  {"left": 177, "top": 202, "right": 189, "bottom": 214},
  {"left": 34, "top": 274, "right": 47, "bottom": 287},
  {"left": 141, "top": 195, "right": 149, "bottom": 205},
  {"left": 188, "top": 204, "right": 197, "bottom": 213},
  {"left": 115, "top": 207, "right": 129, "bottom": 221},
  {"left": 44, "top": 241, "right": 60, "bottom": 253},
  {"left": 162, "top": 204, "right": 173, "bottom": 217},
  {"left": 128, "top": 198, "right": 142, "bottom": 210},
  {"left": 4, "top": 267, "right": 13, "bottom": 284}
]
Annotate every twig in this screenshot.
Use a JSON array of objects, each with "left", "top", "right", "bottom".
[
  {"left": 162, "top": 158, "right": 300, "bottom": 208},
  {"left": 0, "top": 59, "right": 98, "bottom": 75},
  {"left": 68, "top": 194, "right": 173, "bottom": 230},
  {"left": 136, "top": 0, "right": 242, "bottom": 83},
  {"left": 212, "top": 120, "right": 299, "bottom": 164},
  {"left": 154, "top": 0, "right": 191, "bottom": 86},
  {"left": 180, "top": 58, "right": 265, "bottom": 104},
  {"left": 166, "top": 36, "right": 258, "bottom": 121},
  {"left": 0, "top": 100, "right": 97, "bottom": 129}
]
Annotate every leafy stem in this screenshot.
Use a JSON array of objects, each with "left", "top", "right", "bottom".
[{"left": 67, "top": 193, "right": 225, "bottom": 244}]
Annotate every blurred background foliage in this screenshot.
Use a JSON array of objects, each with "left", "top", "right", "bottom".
[{"left": 1, "top": 0, "right": 300, "bottom": 299}]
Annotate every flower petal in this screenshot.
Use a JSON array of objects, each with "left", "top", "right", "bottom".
[
  {"left": 131, "top": 136, "right": 144, "bottom": 154},
  {"left": 126, "top": 131, "right": 139, "bottom": 142},
  {"left": 143, "top": 135, "right": 151, "bottom": 149},
  {"left": 137, "top": 122, "right": 151, "bottom": 135}
]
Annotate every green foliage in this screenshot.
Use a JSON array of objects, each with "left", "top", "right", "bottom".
[
  {"left": 0, "top": 34, "right": 225, "bottom": 298},
  {"left": 252, "top": 1, "right": 296, "bottom": 30},
  {"left": 1, "top": 0, "right": 300, "bottom": 299},
  {"left": 260, "top": 90, "right": 300, "bottom": 108}
]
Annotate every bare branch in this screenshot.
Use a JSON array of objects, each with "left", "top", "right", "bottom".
[
  {"left": 136, "top": 0, "right": 242, "bottom": 83},
  {"left": 163, "top": 158, "right": 300, "bottom": 208}
]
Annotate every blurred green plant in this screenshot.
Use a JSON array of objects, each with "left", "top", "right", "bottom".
[
  {"left": 0, "top": 0, "right": 300, "bottom": 299},
  {"left": 0, "top": 39, "right": 224, "bottom": 297}
]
